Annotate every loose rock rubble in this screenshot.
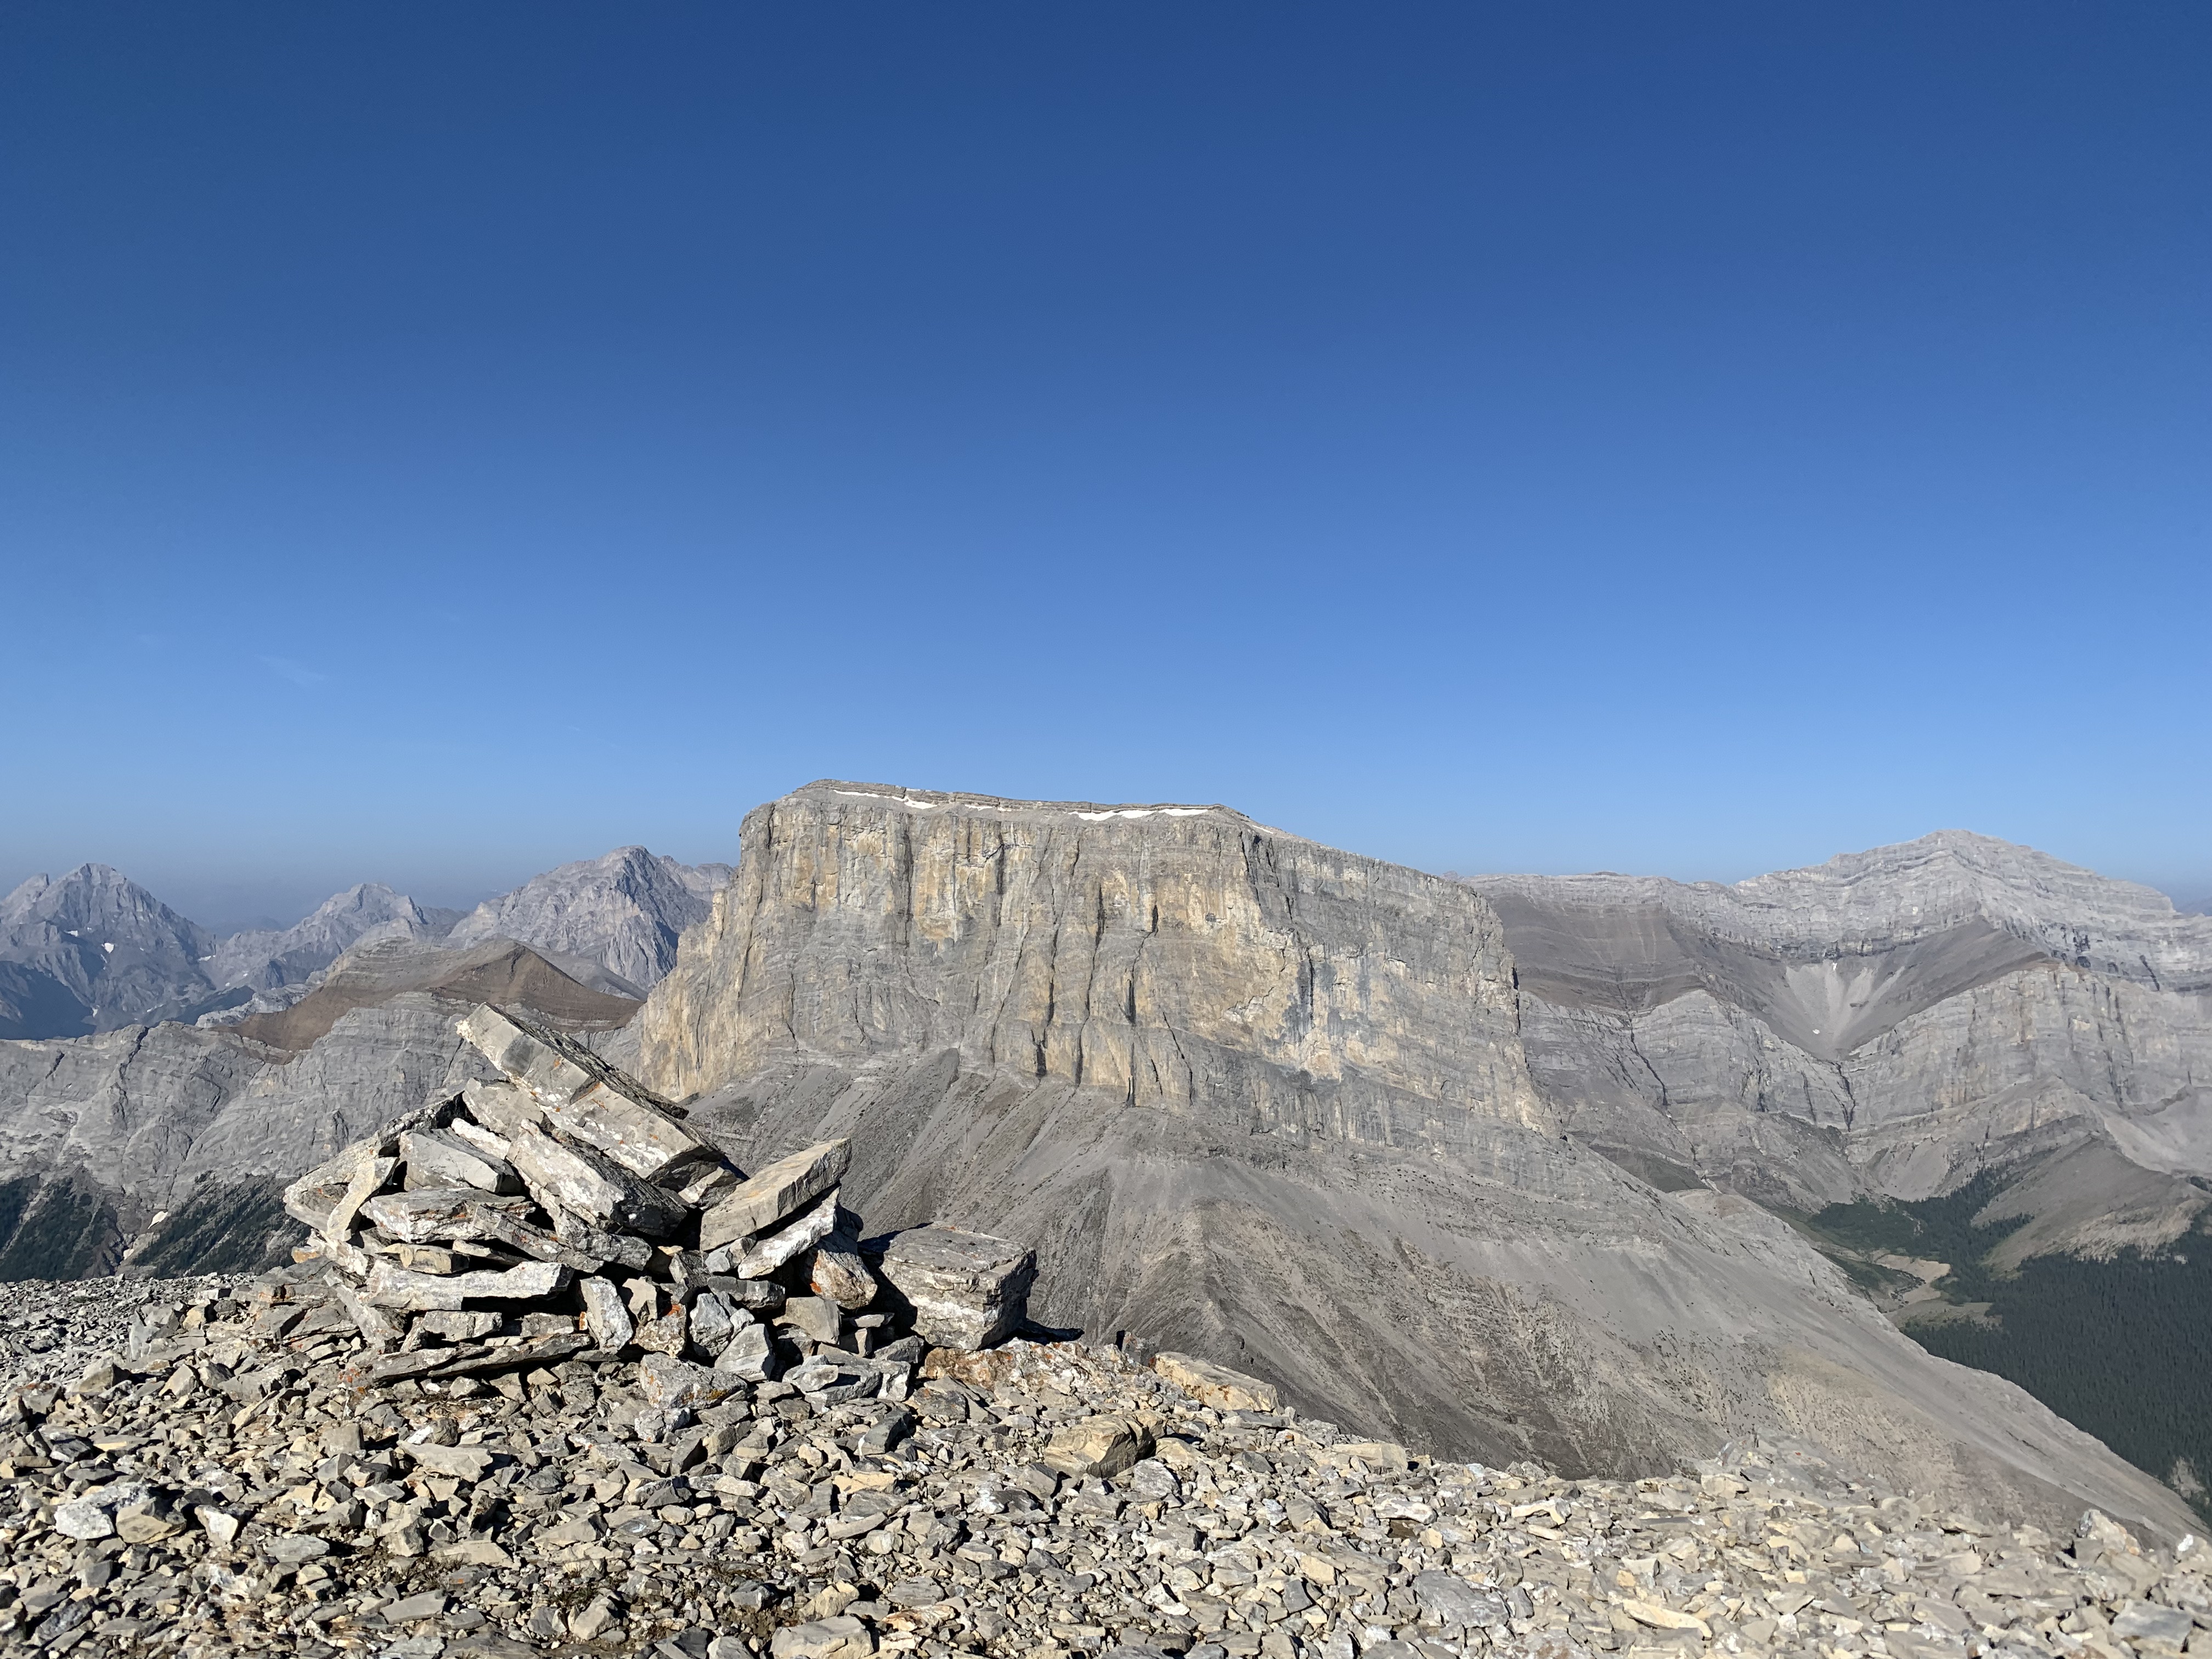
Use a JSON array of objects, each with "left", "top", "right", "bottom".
[
  {"left": 4, "top": 1006, "right": 2208, "bottom": 1659},
  {"left": 2, "top": 1285, "right": 2207, "bottom": 1659}
]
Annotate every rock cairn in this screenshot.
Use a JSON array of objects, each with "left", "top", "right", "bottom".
[{"left": 278, "top": 1004, "right": 1037, "bottom": 1412}]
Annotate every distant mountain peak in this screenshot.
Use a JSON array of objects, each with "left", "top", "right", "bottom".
[
  {"left": 0, "top": 864, "right": 220, "bottom": 1037},
  {"left": 445, "top": 846, "right": 731, "bottom": 990}
]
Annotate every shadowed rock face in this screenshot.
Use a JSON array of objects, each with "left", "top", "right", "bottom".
[{"left": 636, "top": 783, "right": 2197, "bottom": 1539}]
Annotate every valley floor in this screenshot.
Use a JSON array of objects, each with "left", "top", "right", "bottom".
[{"left": 3, "top": 1275, "right": 2208, "bottom": 1659}]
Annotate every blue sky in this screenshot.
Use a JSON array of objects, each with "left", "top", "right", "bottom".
[{"left": 2, "top": 3, "right": 2205, "bottom": 929}]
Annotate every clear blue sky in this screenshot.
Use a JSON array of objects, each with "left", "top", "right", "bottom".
[{"left": 3, "top": 3, "right": 2206, "bottom": 930}]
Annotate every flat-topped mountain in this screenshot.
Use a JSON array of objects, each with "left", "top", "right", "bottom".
[
  {"left": 3, "top": 792, "right": 2203, "bottom": 1537},
  {"left": 624, "top": 782, "right": 2193, "bottom": 1537}
]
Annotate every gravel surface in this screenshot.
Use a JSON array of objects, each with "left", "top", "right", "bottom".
[{"left": 2, "top": 1271, "right": 2207, "bottom": 1659}]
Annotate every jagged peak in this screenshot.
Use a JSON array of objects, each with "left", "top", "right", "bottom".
[{"left": 0, "top": 861, "right": 212, "bottom": 945}]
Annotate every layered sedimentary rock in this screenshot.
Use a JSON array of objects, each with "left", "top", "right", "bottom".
[
  {"left": 633, "top": 783, "right": 2195, "bottom": 1539},
  {"left": 1468, "top": 832, "right": 2212, "bottom": 1224},
  {"left": 641, "top": 783, "right": 1545, "bottom": 1146}
]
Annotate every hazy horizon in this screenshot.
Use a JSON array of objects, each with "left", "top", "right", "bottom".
[
  {"left": 6, "top": 804, "right": 2205, "bottom": 941},
  {"left": 4, "top": 6, "right": 2204, "bottom": 925}
]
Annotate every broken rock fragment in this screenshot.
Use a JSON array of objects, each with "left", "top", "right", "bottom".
[
  {"left": 460, "top": 1077, "right": 545, "bottom": 1140},
  {"left": 1149, "top": 1350, "right": 1280, "bottom": 1413},
  {"left": 637, "top": 1351, "right": 744, "bottom": 1409},
  {"left": 579, "top": 1275, "right": 635, "bottom": 1351},
  {"left": 1042, "top": 1414, "right": 1155, "bottom": 1479},
  {"left": 504, "top": 1123, "right": 686, "bottom": 1239},
  {"left": 715, "top": 1320, "right": 778, "bottom": 1381},
  {"left": 699, "top": 1138, "right": 851, "bottom": 1252},
  {"left": 457, "top": 1003, "right": 709, "bottom": 1181},
  {"left": 809, "top": 1236, "right": 879, "bottom": 1310},
  {"left": 364, "top": 1257, "right": 568, "bottom": 1312},
  {"left": 737, "top": 1188, "right": 840, "bottom": 1279},
  {"left": 281, "top": 1135, "right": 401, "bottom": 1233},
  {"left": 398, "top": 1126, "right": 521, "bottom": 1193},
  {"left": 876, "top": 1224, "right": 1035, "bottom": 1350},
  {"left": 359, "top": 1187, "right": 535, "bottom": 1244}
]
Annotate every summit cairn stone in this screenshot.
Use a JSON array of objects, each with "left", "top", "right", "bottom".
[
  {"left": 875, "top": 1224, "right": 1035, "bottom": 1350},
  {"left": 736, "top": 1189, "right": 840, "bottom": 1279},
  {"left": 503, "top": 1121, "right": 688, "bottom": 1239},
  {"left": 217, "top": 1002, "right": 1039, "bottom": 1460},
  {"left": 455, "top": 1003, "right": 710, "bottom": 1181},
  {"left": 699, "top": 1138, "right": 851, "bottom": 1252},
  {"left": 398, "top": 1125, "right": 520, "bottom": 1193}
]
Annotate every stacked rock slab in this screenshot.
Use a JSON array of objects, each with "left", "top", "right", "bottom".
[
  {"left": 278, "top": 1002, "right": 1036, "bottom": 1402},
  {"left": 873, "top": 1227, "right": 1038, "bottom": 1351}
]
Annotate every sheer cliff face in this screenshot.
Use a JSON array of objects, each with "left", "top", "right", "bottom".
[
  {"left": 639, "top": 783, "right": 1545, "bottom": 1146},
  {"left": 636, "top": 786, "right": 2194, "bottom": 1539}
]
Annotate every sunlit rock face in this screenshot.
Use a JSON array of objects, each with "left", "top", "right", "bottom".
[
  {"left": 631, "top": 785, "right": 2194, "bottom": 1536},
  {"left": 640, "top": 782, "right": 1546, "bottom": 1144}
]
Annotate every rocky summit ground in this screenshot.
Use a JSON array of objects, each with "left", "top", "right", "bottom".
[{"left": 2, "top": 1272, "right": 2208, "bottom": 1659}]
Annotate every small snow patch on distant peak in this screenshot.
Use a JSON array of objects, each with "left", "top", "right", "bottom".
[{"left": 1073, "top": 807, "right": 1211, "bottom": 821}]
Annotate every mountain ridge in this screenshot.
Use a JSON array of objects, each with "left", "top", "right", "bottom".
[
  {"left": 0, "top": 847, "right": 730, "bottom": 1042},
  {"left": 3, "top": 793, "right": 2203, "bottom": 1532}
]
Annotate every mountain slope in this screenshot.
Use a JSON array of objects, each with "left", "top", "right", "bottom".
[
  {"left": 445, "top": 845, "right": 730, "bottom": 991},
  {"left": 1469, "top": 832, "right": 2212, "bottom": 1515},
  {"left": 205, "top": 883, "right": 461, "bottom": 996},
  {"left": 1467, "top": 833, "right": 2212, "bottom": 1211},
  {"left": 0, "top": 939, "right": 639, "bottom": 1282},
  {"left": 0, "top": 865, "right": 221, "bottom": 1036},
  {"left": 628, "top": 781, "right": 2193, "bottom": 1538}
]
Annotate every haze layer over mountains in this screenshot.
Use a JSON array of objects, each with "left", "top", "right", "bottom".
[
  {"left": 0, "top": 846, "right": 731, "bottom": 1040},
  {"left": 1, "top": 787, "right": 2205, "bottom": 1542}
]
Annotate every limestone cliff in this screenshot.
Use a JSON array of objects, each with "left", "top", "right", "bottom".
[
  {"left": 633, "top": 784, "right": 2194, "bottom": 1539},
  {"left": 640, "top": 784, "right": 1543, "bottom": 1146}
]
